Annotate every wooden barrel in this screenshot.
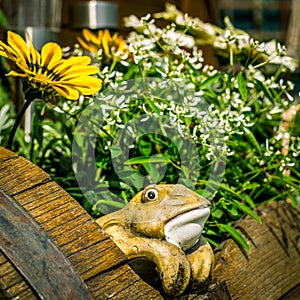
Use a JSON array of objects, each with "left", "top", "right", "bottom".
[{"left": 0, "top": 146, "right": 299, "bottom": 299}]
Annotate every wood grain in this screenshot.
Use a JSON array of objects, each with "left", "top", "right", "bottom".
[
  {"left": 212, "top": 201, "right": 300, "bottom": 300},
  {"left": 0, "top": 147, "right": 162, "bottom": 299}
]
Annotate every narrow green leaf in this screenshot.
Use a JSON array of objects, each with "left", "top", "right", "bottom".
[
  {"left": 242, "top": 193, "right": 256, "bottom": 209},
  {"left": 124, "top": 155, "right": 169, "bottom": 165},
  {"left": 279, "top": 175, "right": 300, "bottom": 190},
  {"left": 182, "top": 165, "right": 190, "bottom": 178},
  {"left": 0, "top": 9, "right": 9, "bottom": 27},
  {"left": 63, "top": 123, "right": 74, "bottom": 143},
  {"left": 200, "top": 73, "right": 223, "bottom": 89},
  {"left": 205, "top": 237, "right": 220, "bottom": 248},
  {"left": 232, "top": 200, "right": 262, "bottom": 224},
  {"left": 237, "top": 73, "right": 248, "bottom": 101},
  {"left": 202, "top": 179, "right": 245, "bottom": 201},
  {"left": 138, "top": 139, "right": 152, "bottom": 156},
  {"left": 95, "top": 199, "right": 126, "bottom": 209},
  {"left": 219, "top": 223, "right": 250, "bottom": 251},
  {"left": 255, "top": 79, "right": 274, "bottom": 103},
  {"left": 244, "top": 127, "right": 262, "bottom": 155},
  {"left": 145, "top": 97, "right": 161, "bottom": 114},
  {"left": 288, "top": 193, "right": 298, "bottom": 207},
  {"left": 122, "top": 62, "right": 140, "bottom": 80}
]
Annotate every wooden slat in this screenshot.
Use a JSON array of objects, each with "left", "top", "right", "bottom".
[
  {"left": 87, "top": 264, "right": 163, "bottom": 300},
  {"left": 0, "top": 251, "right": 37, "bottom": 300},
  {"left": 0, "top": 147, "right": 162, "bottom": 299},
  {"left": 10, "top": 181, "right": 126, "bottom": 279},
  {"left": 0, "top": 155, "right": 51, "bottom": 196},
  {"left": 0, "top": 147, "right": 16, "bottom": 160},
  {"left": 212, "top": 201, "right": 300, "bottom": 300}
]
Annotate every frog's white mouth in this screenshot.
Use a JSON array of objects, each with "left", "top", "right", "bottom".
[{"left": 164, "top": 206, "right": 210, "bottom": 251}]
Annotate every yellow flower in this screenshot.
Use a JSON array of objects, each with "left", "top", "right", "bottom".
[
  {"left": 77, "top": 29, "right": 127, "bottom": 61},
  {"left": 0, "top": 31, "right": 102, "bottom": 100}
]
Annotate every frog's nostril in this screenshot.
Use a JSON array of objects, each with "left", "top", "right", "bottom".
[{"left": 200, "top": 203, "right": 211, "bottom": 209}]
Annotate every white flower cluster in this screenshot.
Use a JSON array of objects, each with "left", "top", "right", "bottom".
[
  {"left": 125, "top": 13, "right": 203, "bottom": 76},
  {"left": 85, "top": 8, "right": 299, "bottom": 185}
]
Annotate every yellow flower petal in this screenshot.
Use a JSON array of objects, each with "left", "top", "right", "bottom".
[
  {"left": 60, "top": 75, "right": 102, "bottom": 88},
  {"left": 27, "top": 34, "right": 41, "bottom": 73},
  {"left": 6, "top": 70, "right": 27, "bottom": 77},
  {"left": 0, "top": 40, "right": 17, "bottom": 60},
  {"left": 66, "top": 55, "right": 92, "bottom": 65},
  {"left": 50, "top": 58, "right": 98, "bottom": 81},
  {"left": 7, "top": 31, "right": 30, "bottom": 65},
  {"left": 41, "top": 42, "right": 62, "bottom": 70},
  {"left": 77, "top": 37, "right": 98, "bottom": 53},
  {"left": 57, "top": 65, "right": 100, "bottom": 80},
  {"left": 102, "top": 30, "right": 111, "bottom": 57},
  {"left": 82, "top": 28, "right": 100, "bottom": 45},
  {"left": 77, "top": 37, "right": 99, "bottom": 53},
  {"left": 52, "top": 84, "right": 80, "bottom": 100}
]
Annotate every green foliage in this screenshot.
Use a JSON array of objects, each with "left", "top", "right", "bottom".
[{"left": 1, "top": 4, "right": 300, "bottom": 249}]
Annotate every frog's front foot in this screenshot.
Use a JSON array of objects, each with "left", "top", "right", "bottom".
[
  {"left": 122, "top": 237, "right": 192, "bottom": 296},
  {"left": 186, "top": 236, "right": 214, "bottom": 289}
]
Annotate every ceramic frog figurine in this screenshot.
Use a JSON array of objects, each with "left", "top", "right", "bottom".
[{"left": 96, "top": 184, "right": 214, "bottom": 296}]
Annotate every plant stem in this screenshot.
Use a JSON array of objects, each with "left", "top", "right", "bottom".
[{"left": 7, "top": 98, "right": 33, "bottom": 149}]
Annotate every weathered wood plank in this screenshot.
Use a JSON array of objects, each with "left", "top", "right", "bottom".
[
  {"left": 212, "top": 201, "right": 300, "bottom": 300},
  {"left": 11, "top": 181, "right": 127, "bottom": 278},
  {"left": 0, "top": 146, "right": 163, "bottom": 299},
  {"left": 0, "top": 147, "right": 16, "bottom": 160},
  {"left": 69, "top": 239, "right": 127, "bottom": 280},
  {"left": 0, "top": 156, "right": 51, "bottom": 196},
  {"left": 0, "top": 252, "right": 38, "bottom": 300},
  {"left": 87, "top": 264, "right": 163, "bottom": 300}
]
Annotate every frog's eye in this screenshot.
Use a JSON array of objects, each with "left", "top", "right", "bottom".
[{"left": 144, "top": 188, "right": 159, "bottom": 202}]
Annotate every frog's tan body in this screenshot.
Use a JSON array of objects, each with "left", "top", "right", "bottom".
[{"left": 96, "top": 184, "right": 214, "bottom": 296}]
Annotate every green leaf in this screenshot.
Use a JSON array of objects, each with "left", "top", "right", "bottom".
[
  {"left": 287, "top": 193, "right": 298, "bottom": 207},
  {"left": 94, "top": 199, "right": 125, "bottom": 209},
  {"left": 138, "top": 139, "right": 152, "bottom": 156},
  {"left": 124, "top": 155, "right": 169, "bottom": 165},
  {"left": 228, "top": 205, "right": 239, "bottom": 217},
  {"left": 63, "top": 123, "right": 74, "bottom": 143},
  {"left": 200, "top": 73, "right": 223, "bottom": 89},
  {"left": 237, "top": 73, "right": 248, "bottom": 101},
  {"left": 219, "top": 223, "right": 250, "bottom": 251},
  {"left": 110, "top": 144, "right": 123, "bottom": 158},
  {"left": 150, "top": 163, "right": 164, "bottom": 183},
  {"left": 232, "top": 200, "right": 262, "bottom": 224},
  {"left": 122, "top": 62, "right": 140, "bottom": 80},
  {"left": 182, "top": 165, "right": 190, "bottom": 178},
  {"left": 244, "top": 127, "right": 262, "bottom": 155},
  {"left": 144, "top": 97, "right": 161, "bottom": 114},
  {"left": 212, "top": 208, "right": 224, "bottom": 219},
  {"left": 0, "top": 9, "right": 9, "bottom": 27},
  {"left": 255, "top": 79, "right": 274, "bottom": 103},
  {"left": 242, "top": 193, "right": 256, "bottom": 209},
  {"left": 279, "top": 175, "right": 300, "bottom": 190},
  {"left": 203, "top": 179, "right": 245, "bottom": 201},
  {"left": 205, "top": 237, "right": 220, "bottom": 248}
]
